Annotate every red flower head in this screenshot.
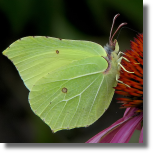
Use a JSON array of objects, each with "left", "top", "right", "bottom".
[{"left": 115, "top": 34, "right": 143, "bottom": 113}]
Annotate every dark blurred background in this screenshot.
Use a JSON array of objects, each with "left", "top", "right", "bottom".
[{"left": 0, "top": 0, "right": 142, "bottom": 143}]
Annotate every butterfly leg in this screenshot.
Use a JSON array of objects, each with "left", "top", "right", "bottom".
[
  {"left": 117, "top": 51, "right": 125, "bottom": 58},
  {"left": 115, "top": 54, "right": 134, "bottom": 88},
  {"left": 116, "top": 74, "right": 131, "bottom": 88},
  {"left": 117, "top": 56, "right": 134, "bottom": 73}
]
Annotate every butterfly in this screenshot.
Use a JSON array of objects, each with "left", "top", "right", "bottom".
[{"left": 3, "top": 14, "right": 127, "bottom": 132}]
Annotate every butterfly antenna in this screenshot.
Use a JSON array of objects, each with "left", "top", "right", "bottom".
[
  {"left": 110, "top": 23, "right": 127, "bottom": 43},
  {"left": 109, "top": 14, "right": 120, "bottom": 46},
  {"left": 109, "top": 14, "right": 127, "bottom": 47}
]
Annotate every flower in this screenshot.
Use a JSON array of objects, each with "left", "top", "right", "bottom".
[
  {"left": 86, "top": 34, "right": 143, "bottom": 143},
  {"left": 116, "top": 34, "right": 143, "bottom": 112}
]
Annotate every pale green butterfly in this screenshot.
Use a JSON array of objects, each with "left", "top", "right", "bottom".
[{"left": 3, "top": 14, "right": 127, "bottom": 132}]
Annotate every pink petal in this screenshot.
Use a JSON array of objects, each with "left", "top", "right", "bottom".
[
  {"left": 86, "top": 116, "right": 131, "bottom": 143},
  {"left": 109, "top": 113, "right": 143, "bottom": 143},
  {"left": 124, "top": 107, "right": 138, "bottom": 117},
  {"left": 139, "top": 127, "right": 143, "bottom": 143},
  {"left": 136, "top": 122, "right": 142, "bottom": 130},
  {"left": 86, "top": 108, "right": 143, "bottom": 143},
  {"left": 125, "top": 108, "right": 143, "bottom": 131},
  {"left": 124, "top": 107, "right": 131, "bottom": 116}
]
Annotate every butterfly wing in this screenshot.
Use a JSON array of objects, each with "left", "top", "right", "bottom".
[{"left": 3, "top": 36, "right": 118, "bottom": 132}]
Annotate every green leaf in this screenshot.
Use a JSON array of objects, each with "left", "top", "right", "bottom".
[{"left": 3, "top": 36, "right": 119, "bottom": 132}]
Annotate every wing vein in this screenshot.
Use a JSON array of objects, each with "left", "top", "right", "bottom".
[
  {"left": 87, "top": 75, "right": 104, "bottom": 123},
  {"left": 67, "top": 74, "right": 100, "bottom": 127}
]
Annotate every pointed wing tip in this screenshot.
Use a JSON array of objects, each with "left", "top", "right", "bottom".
[
  {"left": 2, "top": 50, "right": 6, "bottom": 55},
  {"left": 2, "top": 48, "right": 9, "bottom": 56}
]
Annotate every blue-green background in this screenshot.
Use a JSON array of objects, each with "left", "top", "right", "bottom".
[{"left": 0, "top": 0, "right": 142, "bottom": 143}]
